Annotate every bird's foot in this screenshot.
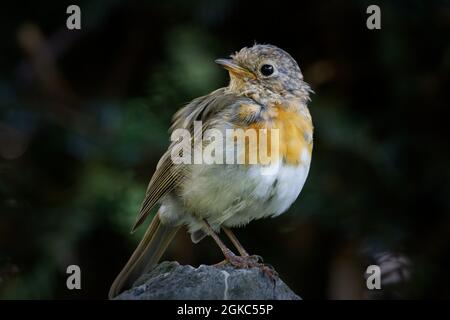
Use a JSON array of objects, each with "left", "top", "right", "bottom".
[{"left": 222, "top": 250, "right": 278, "bottom": 281}]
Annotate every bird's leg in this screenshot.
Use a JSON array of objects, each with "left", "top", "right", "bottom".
[
  {"left": 222, "top": 226, "right": 265, "bottom": 264},
  {"left": 221, "top": 226, "right": 249, "bottom": 257},
  {"left": 203, "top": 220, "right": 255, "bottom": 268},
  {"left": 203, "top": 221, "right": 277, "bottom": 280},
  {"left": 202, "top": 220, "right": 237, "bottom": 263}
]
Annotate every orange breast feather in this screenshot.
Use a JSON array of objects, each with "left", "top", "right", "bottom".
[{"left": 235, "top": 104, "right": 313, "bottom": 165}]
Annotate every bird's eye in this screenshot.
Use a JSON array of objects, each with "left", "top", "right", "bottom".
[{"left": 260, "top": 64, "right": 274, "bottom": 76}]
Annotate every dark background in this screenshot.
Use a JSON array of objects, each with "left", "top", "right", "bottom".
[{"left": 0, "top": 0, "right": 449, "bottom": 299}]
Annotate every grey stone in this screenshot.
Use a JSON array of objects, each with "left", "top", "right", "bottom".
[{"left": 114, "top": 261, "right": 301, "bottom": 300}]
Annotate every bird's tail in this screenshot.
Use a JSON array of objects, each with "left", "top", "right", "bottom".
[{"left": 108, "top": 212, "right": 180, "bottom": 299}]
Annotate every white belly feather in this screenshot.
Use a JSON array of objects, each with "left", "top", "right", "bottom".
[{"left": 160, "top": 147, "right": 311, "bottom": 233}]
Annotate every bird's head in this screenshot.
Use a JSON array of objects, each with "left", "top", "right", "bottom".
[{"left": 216, "top": 44, "right": 311, "bottom": 105}]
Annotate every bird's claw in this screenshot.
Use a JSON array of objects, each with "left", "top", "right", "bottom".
[{"left": 224, "top": 253, "right": 278, "bottom": 282}]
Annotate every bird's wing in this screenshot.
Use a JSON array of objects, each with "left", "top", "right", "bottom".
[
  {"left": 131, "top": 88, "right": 248, "bottom": 231},
  {"left": 131, "top": 151, "right": 184, "bottom": 232}
]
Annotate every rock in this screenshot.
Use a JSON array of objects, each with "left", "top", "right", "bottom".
[{"left": 114, "top": 261, "right": 301, "bottom": 300}]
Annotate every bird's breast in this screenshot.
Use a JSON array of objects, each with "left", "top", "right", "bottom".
[
  {"left": 176, "top": 101, "right": 313, "bottom": 229},
  {"left": 233, "top": 103, "right": 313, "bottom": 166}
]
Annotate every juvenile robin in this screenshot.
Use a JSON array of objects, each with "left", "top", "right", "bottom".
[{"left": 109, "top": 44, "right": 313, "bottom": 298}]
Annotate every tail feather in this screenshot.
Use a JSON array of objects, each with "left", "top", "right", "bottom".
[{"left": 108, "top": 212, "right": 179, "bottom": 299}]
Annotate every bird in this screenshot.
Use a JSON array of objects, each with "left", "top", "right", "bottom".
[{"left": 109, "top": 44, "right": 314, "bottom": 298}]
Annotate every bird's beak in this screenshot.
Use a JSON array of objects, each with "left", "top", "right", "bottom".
[{"left": 215, "top": 58, "right": 255, "bottom": 79}]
